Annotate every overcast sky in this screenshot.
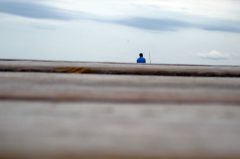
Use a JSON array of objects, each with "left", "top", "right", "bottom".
[{"left": 0, "top": 0, "right": 240, "bottom": 65}]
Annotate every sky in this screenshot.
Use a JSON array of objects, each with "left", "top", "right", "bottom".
[{"left": 0, "top": 0, "right": 240, "bottom": 65}]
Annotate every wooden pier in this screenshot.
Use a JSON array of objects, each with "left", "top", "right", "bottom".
[{"left": 0, "top": 60, "right": 240, "bottom": 159}]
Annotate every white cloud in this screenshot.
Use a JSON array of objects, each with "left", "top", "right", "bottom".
[
  {"left": 197, "top": 50, "right": 231, "bottom": 60},
  {"left": 37, "top": 0, "right": 240, "bottom": 21},
  {"left": 131, "top": 0, "right": 240, "bottom": 21},
  {"left": 1, "top": 0, "right": 240, "bottom": 33}
]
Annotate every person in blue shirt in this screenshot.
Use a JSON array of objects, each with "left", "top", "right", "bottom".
[{"left": 137, "top": 53, "right": 146, "bottom": 63}]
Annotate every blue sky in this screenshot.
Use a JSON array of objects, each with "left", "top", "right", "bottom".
[{"left": 0, "top": 0, "right": 240, "bottom": 65}]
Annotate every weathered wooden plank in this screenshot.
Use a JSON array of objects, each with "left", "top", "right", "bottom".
[
  {"left": 0, "top": 60, "right": 240, "bottom": 77},
  {"left": 0, "top": 72, "right": 239, "bottom": 104},
  {"left": 0, "top": 101, "right": 240, "bottom": 159}
]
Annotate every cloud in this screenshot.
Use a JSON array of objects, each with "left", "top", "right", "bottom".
[
  {"left": 114, "top": 17, "right": 191, "bottom": 31},
  {"left": 201, "top": 25, "right": 240, "bottom": 33},
  {"left": 0, "top": 0, "right": 239, "bottom": 33},
  {"left": 0, "top": 1, "right": 76, "bottom": 20},
  {"left": 111, "top": 16, "right": 240, "bottom": 33},
  {"left": 197, "top": 50, "right": 231, "bottom": 60},
  {"left": 196, "top": 19, "right": 240, "bottom": 33}
]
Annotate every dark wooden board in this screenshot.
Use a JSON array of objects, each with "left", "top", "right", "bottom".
[{"left": 0, "top": 60, "right": 240, "bottom": 77}]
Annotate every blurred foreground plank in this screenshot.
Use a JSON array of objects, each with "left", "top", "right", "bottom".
[
  {"left": 1, "top": 102, "right": 240, "bottom": 159},
  {"left": 0, "top": 72, "right": 239, "bottom": 104},
  {"left": 0, "top": 60, "right": 240, "bottom": 159}
]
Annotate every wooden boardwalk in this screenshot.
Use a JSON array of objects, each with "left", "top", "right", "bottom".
[{"left": 0, "top": 60, "right": 240, "bottom": 159}]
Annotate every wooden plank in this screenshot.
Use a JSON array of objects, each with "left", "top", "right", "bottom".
[
  {"left": 0, "top": 60, "right": 240, "bottom": 77},
  {"left": 0, "top": 60, "right": 240, "bottom": 159},
  {"left": 0, "top": 101, "right": 240, "bottom": 159},
  {"left": 0, "top": 72, "right": 239, "bottom": 104}
]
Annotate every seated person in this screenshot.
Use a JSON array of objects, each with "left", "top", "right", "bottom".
[{"left": 137, "top": 53, "right": 146, "bottom": 63}]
